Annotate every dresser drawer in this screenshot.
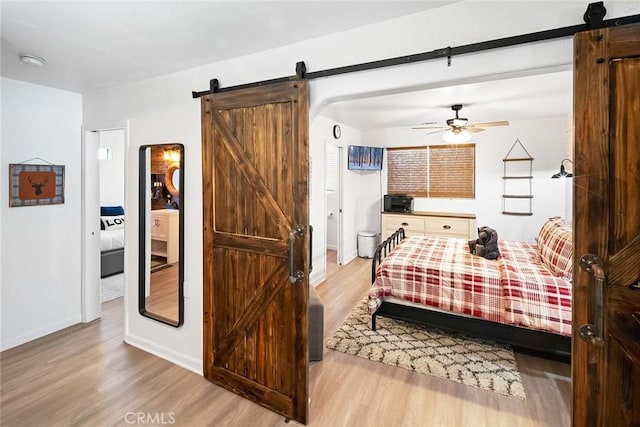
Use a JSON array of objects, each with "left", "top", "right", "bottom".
[
  {"left": 151, "top": 215, "right": 169, "bottom": 239},
  {"left": 425, "top": 217, "right": 471, "bottom": 239},
  {"left": 383, "top": 215, "right": 425, "bottom": 235}
]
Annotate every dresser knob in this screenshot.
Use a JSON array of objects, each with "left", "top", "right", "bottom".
[
  {"left": 401, "top": 222, "right": 409, "bottom": 226},
  {"left": 443, "top": 224, "right": 451, "bottom": 230}
]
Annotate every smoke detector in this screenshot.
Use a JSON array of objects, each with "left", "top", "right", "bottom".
[{"left": 19, "top": 53, "right": 46, "bottom": 67}]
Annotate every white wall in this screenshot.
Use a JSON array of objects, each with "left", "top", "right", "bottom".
[
  {"left": 364, "top": 116, "right": 569, "bottom": 242},
  {"left": 81, "top": 2, "right": 635, "bottom": 373},
  {"left": 1, "top": 78, "right": 82, "bottom": 350},
  {"left": 99, "top": 129, "right": 125, "bottom": 207}
]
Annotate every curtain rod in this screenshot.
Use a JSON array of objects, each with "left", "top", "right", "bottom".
[{"left": 192, "top": 2, "right": 640, "bottom": 98}]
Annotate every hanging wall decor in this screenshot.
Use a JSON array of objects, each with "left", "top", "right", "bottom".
[
  {"left": 502, "top": 139, "right": 533, "bottom": 216},
  {"left": 8, "top": 162, "right": 65, "bottom": 207}
]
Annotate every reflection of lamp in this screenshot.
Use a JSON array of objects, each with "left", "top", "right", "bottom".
[
  {"left": 163, "top": 149, "right": 181, "bottom": 162},
  {"left": 442, "top": 129, "right": 472, "bottom": 144},
  {"left": 551, "top": 158, "right": 574, "bottom": 178}
]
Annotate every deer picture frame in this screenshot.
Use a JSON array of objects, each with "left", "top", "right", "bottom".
[{"left": 8, "top": 163, "right": 65, "bottom": 207}]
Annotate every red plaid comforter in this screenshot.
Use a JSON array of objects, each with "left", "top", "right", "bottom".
[{"left": 370, "top": 236, "right": 572, "bottom": 336}]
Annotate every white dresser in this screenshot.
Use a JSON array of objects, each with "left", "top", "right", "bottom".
[
  {"left": 150, "top": 209, "right": 180, "bottom": 264},
  {"left": 382, "top": 211, "right": 476, "bottom": 239}
]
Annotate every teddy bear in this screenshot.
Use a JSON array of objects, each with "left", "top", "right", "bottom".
[{"left": 468, "top": 226, "right": 500, "bottom": 260}]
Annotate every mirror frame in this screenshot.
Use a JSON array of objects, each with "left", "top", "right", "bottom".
[
  {"left": 165, "top": 163, "right": 181, "bottom": 197},
  {"left": 138, "top": 143, "right": 185, "bottom": 327}
]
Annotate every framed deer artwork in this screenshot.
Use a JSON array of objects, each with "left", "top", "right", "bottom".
[{"left": 8, "top": 163, "right": 65, "bottom": 207}]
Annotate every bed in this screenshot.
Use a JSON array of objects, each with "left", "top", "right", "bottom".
[
  {"left": 100, "top": 206, "right": 125, "bottom": 278},
  {"left": 370, "top": 217, "right": 573, "bottom": 358}
]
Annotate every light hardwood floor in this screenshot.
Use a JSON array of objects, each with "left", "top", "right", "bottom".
[
  {"left": 145, "top": 262, "right": 180, "bottom": 323},
  {"left": 1, "top": 252, "right": 570, "bottom": 426}
]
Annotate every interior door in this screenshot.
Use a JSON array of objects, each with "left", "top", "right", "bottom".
[
  {"left": 201, "top": 81, "right": 309, "bottom": 424},
  {"left": 573, "top": 23, "right": 640, "bottom": 426},
  {"left": 81, "top": 129, "right": 101, "bottom": 322}
]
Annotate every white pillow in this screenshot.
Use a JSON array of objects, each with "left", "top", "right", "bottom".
[{"left": 101, "top": 215, "right": 125, "bottom": 230}]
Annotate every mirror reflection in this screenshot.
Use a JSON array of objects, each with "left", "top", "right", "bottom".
[{"left": 139, "top": 143, "right": 184, "bottom": 327}]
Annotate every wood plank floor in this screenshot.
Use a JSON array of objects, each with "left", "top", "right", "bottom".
[
  {"left": 0, "top": 251, "right": 570, "bottom": 426},
  {"left": 145, "top": 262, "right": 179, "bottom": 323}
]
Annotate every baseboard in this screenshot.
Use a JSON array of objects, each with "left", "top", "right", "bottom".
[
  {"left": 124, "top": 332, "right": 202, "bottom": 375},
  {"left": 343, "top": 250, "right": 358, "bottom": 265},
  {"left": 326, "top": 244, "right": 337, "bottom": 250},
  {"left": 0, "top": 314, "right": 82, "bottom": 351}
]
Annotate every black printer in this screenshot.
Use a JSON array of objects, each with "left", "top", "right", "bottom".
[{"left": 383, "top": 195, "right": 414, "bottom": 213}]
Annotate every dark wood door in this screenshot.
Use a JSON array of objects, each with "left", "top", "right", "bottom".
[
  {"left": 201, "top": 81, "right": 309, "bottom": 424},
  {"left": 573, "top": 23, "right": 640, "bottom": 426}
]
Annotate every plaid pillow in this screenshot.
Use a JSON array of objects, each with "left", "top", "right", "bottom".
[{"left": 536, "top": 217, "right": 573, "bottom": 279}]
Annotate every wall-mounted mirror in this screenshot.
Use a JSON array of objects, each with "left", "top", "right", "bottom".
[{"left": 139, "top": 143, "right": 184, "bottom": 327}]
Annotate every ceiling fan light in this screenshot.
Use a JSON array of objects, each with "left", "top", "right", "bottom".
[{"left": 443, "top": 129, "right": 471, "bottom": 143}]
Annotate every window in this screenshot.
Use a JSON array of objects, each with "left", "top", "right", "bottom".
[
  {"left": 387, "top": 144, "right": 475, "bottom": 198},
  {"left": 387, "top": 147, "right": 428, "bottom": 197}
]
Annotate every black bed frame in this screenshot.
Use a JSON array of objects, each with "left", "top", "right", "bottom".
[
  {"left": 101, "top": 248, "right": 124, "bottom": 278},
  {"left": 371, "top": 228, "right": 571, "bottom": 360}
]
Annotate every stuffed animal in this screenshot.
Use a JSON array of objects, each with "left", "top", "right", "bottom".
[{"left": 468, "top": 226, "right": 500, "bottom": 260}]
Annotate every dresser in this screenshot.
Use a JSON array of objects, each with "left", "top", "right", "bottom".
[
  {"left": 382, "top": 211, "right": 476, "bottom": 239},
  {"left": 150, "top": 209, "right": 180, "bottom": 264}
]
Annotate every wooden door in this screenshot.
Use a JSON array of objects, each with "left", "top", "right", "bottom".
[
  {"left": 573, "top": 23, "right": 640, "bottom": 426},
  {"left": 201, "top": 81, "right": 309, "bottom": 424}
]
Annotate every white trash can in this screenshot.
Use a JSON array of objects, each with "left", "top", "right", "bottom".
[{"left": 357, "top": 231, "right": 378, "bottom": 258}]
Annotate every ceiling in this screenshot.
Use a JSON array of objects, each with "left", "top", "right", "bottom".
[
  {"left": 320, "top": 70, "right": 573, "bottom": 131},
  {"left": 0, "top": 1, "right": 456, "bottom": 93},
  {"left": 1, "top": 1, "right": 572, "bottom": 131}
]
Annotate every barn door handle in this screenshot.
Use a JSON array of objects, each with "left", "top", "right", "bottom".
[
  {"left": 289, "top": 225, "right": 305, "bottom": 284},
  {"left": 309, "top": 225, "right": 314, "bottom": 273},
  {"left": 578, "top": 253, "right": 606, "bottom": 345}
]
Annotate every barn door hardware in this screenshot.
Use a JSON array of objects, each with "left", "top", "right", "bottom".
[
  {"left": 289, "top": 225, "right": 305, "bottom": 284},
  {"left": 578, "top": 253, "right": 606, "bottom": 345}
]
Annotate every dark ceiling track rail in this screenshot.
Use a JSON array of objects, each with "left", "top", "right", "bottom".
[{"left": 191, "top": 2, "right": 640, "bottom": 98}]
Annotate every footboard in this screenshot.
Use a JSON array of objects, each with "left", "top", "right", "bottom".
[{"left": 371, "top": 227, "right": 406, "bottom": 284}]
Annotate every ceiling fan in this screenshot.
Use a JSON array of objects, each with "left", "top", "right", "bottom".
[{"left": 412, "top": 104, "right": 509, "bottom": 142}]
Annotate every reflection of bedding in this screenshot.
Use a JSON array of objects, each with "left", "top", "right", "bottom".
[{"left": 101, "top": 229, "right": 125, "bottom": 252}]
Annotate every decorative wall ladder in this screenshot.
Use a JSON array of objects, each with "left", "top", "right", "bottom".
[{"left": 502, "top": 139, "right": 533, "bottom": 216}]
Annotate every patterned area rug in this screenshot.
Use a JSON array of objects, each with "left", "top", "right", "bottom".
[
  {"left": 326, "top": 298, "right": 526, "bottom": 399},
  {"left": 101, "top": 273, "right": 124, "bottom": 303}
]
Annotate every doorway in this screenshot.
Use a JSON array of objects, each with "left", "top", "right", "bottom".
[{"left": 81, "top": 122, "right": 128, "bottom": 323}]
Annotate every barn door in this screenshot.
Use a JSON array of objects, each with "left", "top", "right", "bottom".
[
  {"left": 573, "top": 23, "right": 640, "bottom": 426},
  {"left": 201, "top": 81, "right": 309, "bottom": 424}
]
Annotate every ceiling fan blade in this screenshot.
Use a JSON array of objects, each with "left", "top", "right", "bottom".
[
  {"left": 426, "top": 129, "right": 446, "bottom": 135},
  {"left": 464, "top": 127, "right": 485, "bottom": 133},
  {"left": 412, "top": 126, "right": 448, "bottom": 130},
  {"left": 469, "top": 121, "right": 510, "bottom": 128}
]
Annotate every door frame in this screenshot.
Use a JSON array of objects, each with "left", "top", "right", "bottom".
[
  {"left": 336, "top": 145, "right": 344, "bottom": 265},
  {"left": 81, "top": 120, "right": 129, "bottom": 323}
]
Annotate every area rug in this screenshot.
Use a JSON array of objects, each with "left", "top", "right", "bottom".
[
  {"left": 101, "top": 273, "right": 124, "bottom": 303},
  {"left": 326, "top": 298, "right": 526, "bottom": 399}
]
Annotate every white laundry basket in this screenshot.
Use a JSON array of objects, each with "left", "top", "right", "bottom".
[{"left": 357, "top": 231, "right": 378, "bottom": 258}]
